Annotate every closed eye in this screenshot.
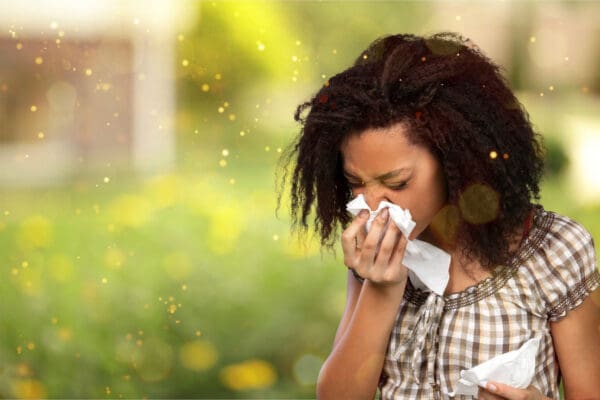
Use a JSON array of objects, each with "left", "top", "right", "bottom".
[{"left": 387, "top": 181, "right": 408, "bottom": 190}]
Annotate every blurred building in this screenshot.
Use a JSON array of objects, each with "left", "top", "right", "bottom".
[{"left": 0, "top": 0, "right": 197, "bottom": 186}]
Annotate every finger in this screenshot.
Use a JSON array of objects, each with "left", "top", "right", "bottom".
[
  {"left": 484, "top": 381, "right": 540, "bottom": 399},
  {"left": 341, "top": 210, "right": 369, "bottom": 255},
  {"left": 388, "top": 226, "right": 408, "bottom": 267},
  {"left": 359, "top": 208, "right": 389, "bottom": 267},
  {"left": 374, "top": 219, "right": 401, "bottom": 266},
  {"left": 477, "top": 387, "right": 505, "bottom": 400}
]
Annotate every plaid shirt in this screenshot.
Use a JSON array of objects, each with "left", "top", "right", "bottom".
[{"left": 379, "top": 207, "right": 600, "bottom": 399}]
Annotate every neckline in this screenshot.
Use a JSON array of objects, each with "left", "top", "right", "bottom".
[{"left": 404, "top": 205, "right": 554, "bottom": 310}]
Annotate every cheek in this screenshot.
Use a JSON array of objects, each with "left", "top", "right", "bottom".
[{"left": 404, "top": 184, "right": 445, "bottom": 231}]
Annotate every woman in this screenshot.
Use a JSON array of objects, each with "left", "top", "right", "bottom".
[{"left": 281, "top": 32, "right": 600, "bottom": 399}]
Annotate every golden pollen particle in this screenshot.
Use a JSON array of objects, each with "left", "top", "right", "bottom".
[
  {"left": 530, "top": 36, "right": 536, "bottom": 43},
  {"left": 85, "top": 68, "right": 92, "bottom": 76},
  {"left": 219, "top": 159, "right": 227, "bottom": 167},
  {"left": 181, "top": 59, "right": 189, "bottom": 67},
  {"left": 503, "top": 153, "right": 509, "bottom": 160},
  {"left": 221, "top": 149, "right": 229, "bottom": 157},
  {"left": 35, "top": 57, "right": 43, "bottom": 65},
  {"left": 218, "top": 107, "right": 225, "bottom": 113},
  {"left": 30, "top": 105, "right": 37, "bottom": 112},
  {"left": 201, "top": 84, "right": 210, "bottom": 92},
  {"left": 489, "top": 151, "right": 498, "bottom": 159}
]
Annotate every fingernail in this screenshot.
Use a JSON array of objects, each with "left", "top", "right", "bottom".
[
  {"left": 380, "top": 208, "right": 389, "bottom": 219},
  {"left": 359, "top": 209, "right": 369, "bottom": 218},
  {"left": 486, "top": 383, "right": 497, "bottom": 392}
]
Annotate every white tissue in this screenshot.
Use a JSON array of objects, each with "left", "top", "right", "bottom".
[
  {"left": 346, "top": 194, "right": 450, "bottom": 295},
  {"left": 452, "top": 337, "right": 541, "bottom": 396}
]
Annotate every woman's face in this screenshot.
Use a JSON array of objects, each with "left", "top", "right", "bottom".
[{"left": 340, "top": 122, "right": 448, "bottom": 241}]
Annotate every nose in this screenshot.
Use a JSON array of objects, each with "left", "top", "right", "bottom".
[{"left": 363, "top": 184, "right": 389, "bottom": 211}]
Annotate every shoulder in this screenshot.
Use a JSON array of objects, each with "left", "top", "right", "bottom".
[
  {"left": 521, "top": 206, "right": 599, "bottom": 320},
  {"left": 528, "top": 206, "right": 594, "bottom": 265}
]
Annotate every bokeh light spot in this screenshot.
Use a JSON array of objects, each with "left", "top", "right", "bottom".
[
  {"left": 489, "top": 150, "right": 498, "bottom": 159},
  {"left": 458, "top": 183, "right": 500, "bottom": 224},
  {"left": 17, "top": 215, "right": 53, "bottom": 250},
  {"left": 179, "top": 340, "right": 219, "bottom": 371},
  {"left": 293, "top": 354, "right": 323, "bottom": 386},
  {"left": 220, "top": 359, "right": 277, "bottom": 391},
  {"left": 11, "top": 379, "right": 46, "bottom": 399},
  {"left": 133, "top": 337, "right": 174, "bottom": 382}
]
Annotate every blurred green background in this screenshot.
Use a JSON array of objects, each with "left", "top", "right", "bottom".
[{"left": 1, "top": 1, "right": 599, "bottom": 398}]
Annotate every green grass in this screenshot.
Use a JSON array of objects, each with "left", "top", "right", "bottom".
[{"left": 0, "top": 161, "right": 597, "bottom": 398}]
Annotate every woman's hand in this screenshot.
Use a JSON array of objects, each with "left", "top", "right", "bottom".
[
  {"left": 341, "top": 208, "right": 409, "bottom": 286},
  {"left": 478, "top": 382, "right": 550, "bottom": 400}
]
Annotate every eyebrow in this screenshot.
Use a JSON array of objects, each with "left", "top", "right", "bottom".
[{"left": 343, "top": 168, "right": 412, "bottom": 181}]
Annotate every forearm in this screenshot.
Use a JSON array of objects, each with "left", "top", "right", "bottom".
[{"left": 317, "top": 280, "right": 405, "bottom": 400}]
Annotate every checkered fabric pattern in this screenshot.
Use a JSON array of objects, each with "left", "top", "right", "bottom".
[{"left": 379, "top": 207, "right": 600, "bottom": 399}]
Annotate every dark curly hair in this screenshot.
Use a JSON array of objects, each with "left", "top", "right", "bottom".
[{"left": 279, "top": 32, "right": 545, "bottom": 268}]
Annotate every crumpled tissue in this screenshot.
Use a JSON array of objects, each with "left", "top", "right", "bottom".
[
  {"left": 451, "top": 336, "right": 541, "bottom": 396},
  {"left": 346, "top": 194, "right": 450, "bottom": 295}
]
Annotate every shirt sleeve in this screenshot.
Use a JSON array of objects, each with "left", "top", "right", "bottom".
[{"left": 535, "top": 214, "right": 600, "bottom": 322}]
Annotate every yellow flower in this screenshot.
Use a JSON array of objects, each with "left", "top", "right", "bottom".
[
  {"left": 11, "top": 379, "right": 47, "bottom": 399},
  {"left": 220, "top": 359, "right": 277, "bottom": 391},
  {"left": 17, "top": 215, "right": 52, "bottom": 250},
  {"left": 179, "top": 340, "right": 218, "bottom": 371},
  {"left": 145, "top": 174, "right": 183, "bottom": 208},
  {"left": 207, "top": 204, "right": 245, "bottom": 254},
  {"left": 108, "top": 195, "right": 153, "bottom": 228}
]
